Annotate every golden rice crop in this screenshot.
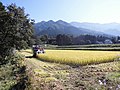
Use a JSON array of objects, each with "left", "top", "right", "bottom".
[{"left": 37, "top": 50, "right": 120, "bottom": 65}]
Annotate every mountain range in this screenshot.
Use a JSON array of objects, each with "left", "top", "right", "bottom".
[
  {"left": 71, "top": 22, "right": 120, "bottom": 36},
  {"left": 34, "top": 20, "right": 120, "bottom": 37}
]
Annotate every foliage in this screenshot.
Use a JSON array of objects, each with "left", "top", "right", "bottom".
[
  {"left": 56, "top": 34, "right": 73, "bottom": 45},
  {"left": 47, "top": 34, "right": 116, "bottom": 46},
  {"left": 0, "top": 53, "right": 28, "bottom": 90},
  {"left": 0, "top": 2, "right": 34, "bottom": 63},
  {"left": 0, "top": 63, "right": 17, "bottom": 90},
  {"left": 37, "top": 50, "right": 120, "bottom": 65},
  {"left": 40, "top": 34, "right": 48, "bottom": 43},
  {"left": 73, "top": 35, "right": 97, "bottom": 45}
]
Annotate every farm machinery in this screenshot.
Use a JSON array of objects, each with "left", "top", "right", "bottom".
[{"left": 32, "top": 45, "right": 45, "bottom": 57}]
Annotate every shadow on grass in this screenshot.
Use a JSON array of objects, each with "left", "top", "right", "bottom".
[
  {"left": 22, "top": 50, "right": 35, "bottom": 58},
  {"left": 25, "top": 56, "right": 34, "bottom": 58}
]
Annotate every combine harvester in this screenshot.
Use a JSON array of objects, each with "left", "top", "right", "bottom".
[{"left": 32, "top": 45, "right": 45, "bottom": 57}]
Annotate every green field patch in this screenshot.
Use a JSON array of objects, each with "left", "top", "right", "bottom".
[
  {"left": 53, "top": 70, "right": 69, "bottom": 79},
  {"left": 34, "top": 69, "right": 51, "bottom": 78},
  {"left": 107, "top": 72, "right": 120, "bottom": 79},
  {"left": 43, "top": 77, "right": 57, "bottom": 83}
]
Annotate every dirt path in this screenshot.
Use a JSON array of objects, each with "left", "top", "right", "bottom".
[
  {"left": 20, "top": 50, "right": 70, "bottom": 90},
  {"left": 20, "top": 50, "right": 120, "bottom": 90}
]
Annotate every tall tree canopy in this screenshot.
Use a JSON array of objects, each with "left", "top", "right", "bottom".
[{"left": 0, "top": 2, "right": 34, "bottom": 63}]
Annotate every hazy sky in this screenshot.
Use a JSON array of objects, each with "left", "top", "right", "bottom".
[{"left": 1, "top": 0, "right": 120, "bottom": 23}]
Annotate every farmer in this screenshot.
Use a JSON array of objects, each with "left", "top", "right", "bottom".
[{"left": 32, "top": 45, "right": 39, "bottom": 57}]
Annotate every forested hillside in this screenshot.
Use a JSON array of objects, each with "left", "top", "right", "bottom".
[{"left": 34, "top": 20, "right": 109, "bottom": 37}]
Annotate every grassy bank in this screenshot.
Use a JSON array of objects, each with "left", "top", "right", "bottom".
[{"left": 0, "top": 54, "right": 28, "bottom": 90}]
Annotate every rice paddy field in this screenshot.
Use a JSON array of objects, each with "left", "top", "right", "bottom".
[
  {"left": 21, "top": 49, "right": 120, "bottom": 90},
  {"left": 37, "top": 50, "right": 120, "bottom": 65}
]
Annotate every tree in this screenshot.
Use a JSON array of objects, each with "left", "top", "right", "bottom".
[
  {"left": 56, "top": 34, "right": 72, "bottom": 46},
  {"left": 34, "top": 36, "right": 42, "bottom": 45},
  {"left": 40, "top": 34, "right": 48, "bottom": 44},
  {"left": 56, "top": 34, "right": 63, "bottom": 45},
  {"left": 111, "top": 37, "right": 117, "bottom": 43},
  {"left": 0, "top": 2, "right": 34, "bottom": 63}
]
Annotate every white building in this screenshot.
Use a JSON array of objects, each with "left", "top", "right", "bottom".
[{"left": 104, "top": 39, "right": 113, "bottom": 44}]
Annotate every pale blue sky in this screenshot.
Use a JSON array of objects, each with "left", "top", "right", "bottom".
[{"left": 1, "top": 0, "right": 120, "bottom": 23}]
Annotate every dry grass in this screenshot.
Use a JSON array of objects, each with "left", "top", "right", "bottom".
[
  {"left": 37, "top": 50, "right": 120, "bottom": 65},
  {"left": 20, "top": 50, "right": 120, "bottom": 90}
]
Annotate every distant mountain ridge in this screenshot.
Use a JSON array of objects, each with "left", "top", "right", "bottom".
[
  {"left": 34, "top": 20, "right": 112, "bottom": 37},
  {"left": 70, "top": 22, "right": 120, "bottom": 36}
]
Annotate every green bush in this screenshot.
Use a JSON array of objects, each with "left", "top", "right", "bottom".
[{"left": 0, "top": 53, "right": 28, "bottom": 90}]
